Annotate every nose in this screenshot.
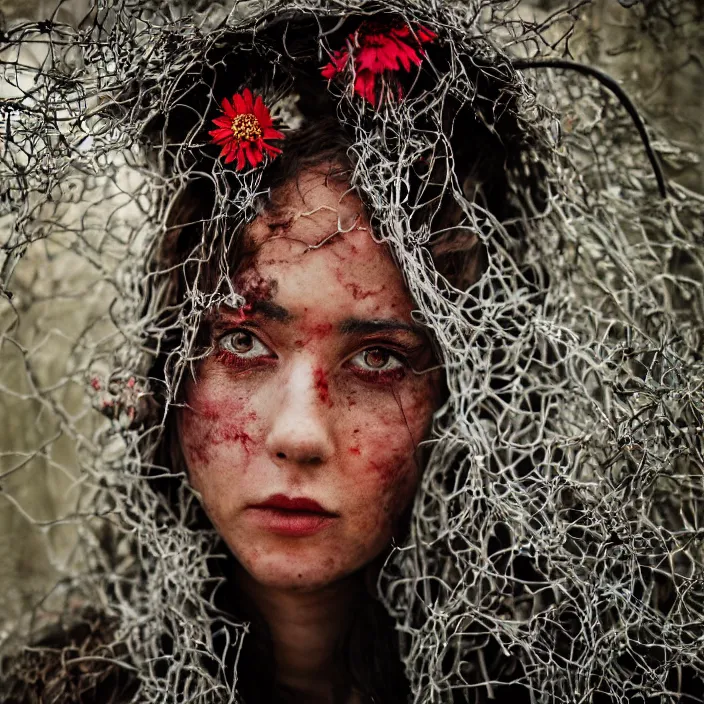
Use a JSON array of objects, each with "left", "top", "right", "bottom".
[{"left": 265, "top": 360, "right": 335, "bottom": 468}]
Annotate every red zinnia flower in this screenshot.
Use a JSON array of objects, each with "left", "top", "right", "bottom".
[
  {"left": 321, "top": 20, "right": 436, "bottom": 107},
  {"left": 209, "top": 89, "right": 284, "bottom": 170}
]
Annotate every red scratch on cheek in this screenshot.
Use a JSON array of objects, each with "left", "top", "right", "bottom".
[
  {"left": 185, "top": 437, "right": 211, "bottom": 465},
  {"left": 182, "top": 408, "right": 258, "bottom": 464},
  {"left": 218, "top": 423, "right": 255, "bottom": 453},
  {"left": 349, "top": 446, "right": 361, "bottom": 455},
  {"left": 313, "top": 367, "right": 332, "bottom": 407}
]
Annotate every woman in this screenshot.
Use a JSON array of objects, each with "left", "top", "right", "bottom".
[{"left": 2, "top": 1, "right": 703, "bottom": 703}]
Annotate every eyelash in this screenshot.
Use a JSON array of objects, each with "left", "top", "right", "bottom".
[{"left": 214, "top": 328, "right": 409, "bottom": 382}]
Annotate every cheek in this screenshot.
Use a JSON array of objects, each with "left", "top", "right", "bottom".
[
  {"left": 345, "top": 381, "right": 436, "bottom": 523},
  {"left": 178, "top": 384, "right": 260, "bottom": 479}
]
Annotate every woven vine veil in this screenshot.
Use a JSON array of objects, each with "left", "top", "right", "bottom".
[{"left": 1, "top": 0, "right": 703, "bottom": 702}]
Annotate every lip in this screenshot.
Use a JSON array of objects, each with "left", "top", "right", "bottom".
[
  {"left": 250, "top": 494, "right": 335, "bottom": 514},
  {"left": 247, "top": 494, "right": 338, "bottom": 537}
]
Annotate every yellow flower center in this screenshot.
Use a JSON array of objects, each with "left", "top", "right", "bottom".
[{"left": 230, "top": 113, "right": 262, "bottom": 141}]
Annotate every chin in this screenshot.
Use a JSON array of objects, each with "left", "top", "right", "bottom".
[{"left": 243, "top": 554, "right": 344, "bottom": 592}]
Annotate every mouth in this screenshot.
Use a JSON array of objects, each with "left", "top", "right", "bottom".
[
  {"left": 247, "top": 494, "right": 338, "bottom": 537},
  {"left": 250, "top": 494, "right": 337, "bottom": 515}
]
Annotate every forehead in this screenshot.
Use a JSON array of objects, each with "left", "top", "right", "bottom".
[
  {"left": 240, "top": 166, "right": 414, "bottom": 318},
  {"left": 248, "top": 165, "right": 367, "bottom": 248}
]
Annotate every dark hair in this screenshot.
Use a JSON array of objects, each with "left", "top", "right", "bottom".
[
  {"left": 133, "top": 11, "right": 542, "bottom": 703},
  {"left": 147, "top": 120, "right": 420, "bottom": 704}
]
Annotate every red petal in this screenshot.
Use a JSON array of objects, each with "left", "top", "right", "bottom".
[
  {"left": 209, "top": 128, "right": 233, "bottom": 143},
  {"left": 321, "top": 62, "right": 337, "bottom": 79},
  {"left": 242, "top": 88, "right": 254, "bottom": 112},
  {"left": 321, "top": 49, "right": 349, "bottom": 78},
  {"left": 398, "top": 43, "right": 421, "bottom": 71},
  {"left": 383, "top": 46, "right": 404, "bottom": 70},
  {"left": 211, "top": 116, "right": 233, "bottom": 129},
  {"left": 263, "top": 127, "right": 284, "bottom": 140},
  {"left": 245, "top": 143, "right": 263, "bottom": 168},
  {"left": 356, "top": 48, "right": 380, "bottom": 72},
  {"left": 354, "top": 71, "right": 377, "bottom": 105},
  {"left": 233, "top": 93, "right": 247, "bottom": 114},
  {"left": 221, "top": 97, "right": 235, "bottom": 117},
  {"left": 364, "top": 46, "right": 395, "bottom": 73},
  {"left": 262, "top": 141, "right": 282, "bottom": 156},
  {"left": 392, "top": 25, "right": 412, "bottom": 40},
  {"left": 253, "top": 97, "right": 273, "bottom": 127},
  {"left": 223, "top": 143, "right": 237, "bottom": 164},
  {"left": 416, "top": 25, "right": 437, "bottom": 43},
  {"left": 236, "top": 144, "right": 246, "bottom": 171}
]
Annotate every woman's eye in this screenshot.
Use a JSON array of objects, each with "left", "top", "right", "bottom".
[
  {"left": 218, "top": 330, "right": 272, "bottom": 359},
  {"left": 350, "top": 347, "right": 406, "bottom": 375}
]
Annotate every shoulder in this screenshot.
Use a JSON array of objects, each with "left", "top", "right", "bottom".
[{"left": 1, "top": 609, "right": 139, "bottom": 704}]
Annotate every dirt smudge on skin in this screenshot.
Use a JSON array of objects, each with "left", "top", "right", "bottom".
[
  {"left": 295, "top": 321, "right": 334, "bottom": 348},
  {"left": 365, "top": 440, "right": 417, "bottom": 520},
  {"left": 230, "top": 269, "right": 279, "bottom": 322},
  {"left": 234, "top": 269, "right": 278, "bottom": 304},
  {"left": 313, "top": 367, "right": 332, "bottom": 407},
  {"left": 344, "top": 282, "right": 386, "bottom": 301}
]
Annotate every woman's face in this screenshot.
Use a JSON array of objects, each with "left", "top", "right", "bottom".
[{"left": 177, "top": 166, "right": 442, "bottom": 591}]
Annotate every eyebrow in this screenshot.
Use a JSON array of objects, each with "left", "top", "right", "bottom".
[
  {"left": 217, "top": 302, "right": 424, "bottom": 337},
  {"left": 338, "top": 317, "right": 425, "bottom": 337},
  {"left": 218, "top": 300, "right": 293, "bottom": 322}
]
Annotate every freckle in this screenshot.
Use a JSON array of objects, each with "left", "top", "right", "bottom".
[{"left": 353, "top": 428, "right": 360, "bottom": 434}]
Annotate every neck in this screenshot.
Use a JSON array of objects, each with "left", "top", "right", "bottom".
[{"left": 236, "top": 567, "right": 364, "bottom": 703}]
